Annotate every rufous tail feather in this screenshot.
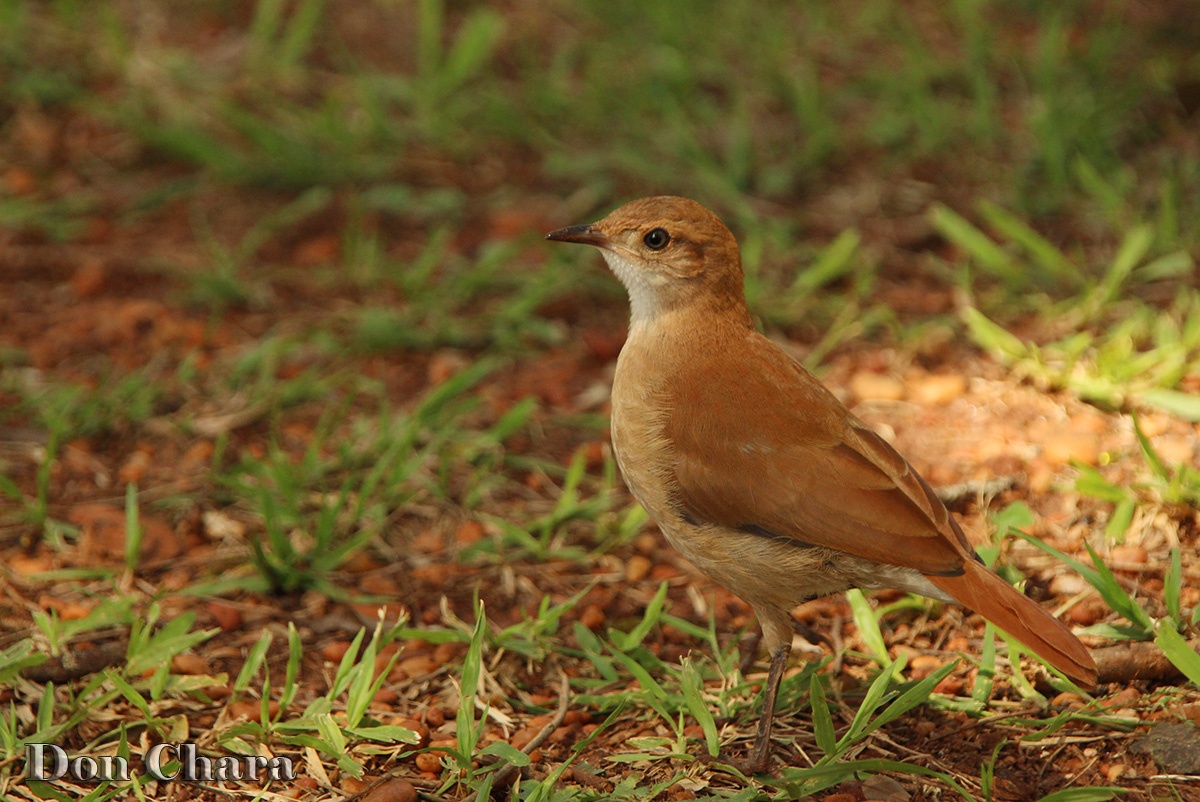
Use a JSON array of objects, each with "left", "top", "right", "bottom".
[{"left": 928, "top": 559, "right": 1097, "bottom": 687}]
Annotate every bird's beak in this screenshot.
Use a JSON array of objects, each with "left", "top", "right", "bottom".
[{"left": 545, "top": 224, "right": 609, "bottom": 248}]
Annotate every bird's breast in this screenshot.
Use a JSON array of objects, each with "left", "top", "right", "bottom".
[{"left": 610, "top": 339, "right": 679, "bottom": 526}]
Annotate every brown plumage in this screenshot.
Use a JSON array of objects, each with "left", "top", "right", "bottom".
[{"left": 547, "top": 196, "right": 1096, "bottom": 772}]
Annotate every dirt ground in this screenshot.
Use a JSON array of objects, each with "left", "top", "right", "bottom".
[{"left": 3, "top": 4, "right": 1200, "bottom": 801}]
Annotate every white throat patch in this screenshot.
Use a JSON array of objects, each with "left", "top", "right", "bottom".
[{"left": 600, "top": 249, "right": 665, "bottom": 328}]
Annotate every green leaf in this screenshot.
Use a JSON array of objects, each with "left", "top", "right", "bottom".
[
  {"left": 25, "top": 781, "right": 75, "bottom": 802},
  {"left": 977, "top": 200, "right": 1080, "bottom": 285},
  {"left": 868, "top": 661, "right": 959, "bottom": 734},
  {"left": 991, "top": 501, "right": 1035, "bottom": 539},
  {"left": 607, "top": 648, "right": 666, "bottom": 698},
  {"left": 0, "top": 641, "right": 48, "bottom": 684},
  {"left": 930, "top": 204, "right": 1020, "bottom": 285},
  {"left": 442, "top": 10, "right": 504, "bottom": 95},
  {"left": 613, "top": 580, "right": 669, "bottom": 652},
  {"left": 126, "top": 614, "right": 215, "bottom": 678},
  {"left": 478, "top": 739, "right": 531, "bottom": 765},
  {"left": 345, "top": 624, "right": 399, "bottom": 729},
  {"left": 774, "top": 756, "right": 978, "bottom": 800},
  {"left": 839, "top": 657, "right": 906, "bottom": 748},
  {"left": 1085, "top": 225, "right": 1152, "bottom": 317},
  {"left": 973, "top": 623, "right": 997, "bottom": 704},
  {"left": 233, "top": 629, "right": 273, "bottom": 693},
  {"left": 279, "top": 622, "right": 303, "bottom": 712},
  {"left": 1155, "top": 621, "right": 1200, "bottom": 686},
  {"left": 342, "top": 724, "right": 419, "bottom": 744},
  {"left": 106, "top": 670, "right": 153, "bottom": 719},
  {"left": 36, "top": 681, "right": 55, "bottom": 734},
  {"left": 809, "top": 674, "right": 837, "bottom": 757},
  {"left": 679, "top": 657, "right": 719, "bottom": 758},
  {"left": 1083, "top": 542, "right": 1155, "bottom": 635},
  {"left": 1131, "top": 415, "right": 1170, "bottom": 481},
  {"left": 456, "top": 600, "right": 488, "bottom": 767},
  {"left": 1165, "top": 549, "right": 1183, "bottom": 623},
  {"left": 1139, "top": 388, "right": 1200, "bottom": 422},
  {"left": 1105, "top": 498, "right": 1136, "bottom": 543},
  {"left": 1074, "top": 467, "right": 1131, "bottom": 504},
  {"left": 793, "top": 229, "right": 861, "bottom": 295},
  {"left": 1016, "top": 533, "right": 1154, "bottom": 639},
  {"left": 124, "top": 483, "right": 142, "bottom": 573},
  {"left": 962, "top": 307, "right": 1028, "bottom": 359},
  {"left": 846, "top": 589, "right": 890, "bottom": 666}
]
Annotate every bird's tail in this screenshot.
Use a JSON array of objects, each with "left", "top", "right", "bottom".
[{"left": 927, "top": 559, "right": 1097, "bottom": 688}]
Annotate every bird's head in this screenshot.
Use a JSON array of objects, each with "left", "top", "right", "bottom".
[{"left": 546, "top": 196, "right": 747, "bottom": 325}]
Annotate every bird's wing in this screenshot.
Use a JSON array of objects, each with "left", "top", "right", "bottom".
[
  {"left": 667, "top": 331, "right": 1097, "bottom": 687},
  {"left": 668, "top": 334, "right": 974, "bottom": 576}
]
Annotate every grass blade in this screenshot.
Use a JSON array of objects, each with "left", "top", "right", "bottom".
[
  {"left": 809, "top": 673, "right": 837, "bottom": 757},
  {"left": 930, "top": 204, "right": 1021, "bottom": 285},
  {"left": 1154, "top": 621, "right": 1200, "bottom": 686},
  {"left": 679, "top": 657, "right": 719, "bottom": 758},
  {"left": 977, "top": 200, "right": 1080, "bottom": 285},
  {"left": 846, "top": 589, "right": 891, "bottom": 666}
]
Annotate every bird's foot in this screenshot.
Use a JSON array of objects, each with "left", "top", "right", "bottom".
[{"left": 695, "top": 748, "right": 773, "bottom": 777}]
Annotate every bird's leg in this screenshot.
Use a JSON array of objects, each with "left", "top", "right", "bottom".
[
  {"left": 738, "top": 628, "right": 763, "bottom": 675},
  {"left": 745, "top": 642, "right": 791, "bottom": 774}
]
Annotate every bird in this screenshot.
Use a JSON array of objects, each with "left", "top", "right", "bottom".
[{"left": 546, "top": 196, "right": 1097, "bottom": 773}]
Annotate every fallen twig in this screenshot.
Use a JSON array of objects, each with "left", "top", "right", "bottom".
[
  {"left": 492, "top": 670, "right": 571, "bottom": 787},
  {"left": 20, "top": 640, "right": 128, "bottom": 683},
  {"left": 934, "top": 476, "right": 1019, "bottom": 512},
  {"left": 1092, "top": 636, "right": 1200, "bottom": 685}
]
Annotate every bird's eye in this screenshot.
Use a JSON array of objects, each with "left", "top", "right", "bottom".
[{"left": 643, "top": 228, "right": 670, "bottom": 251}]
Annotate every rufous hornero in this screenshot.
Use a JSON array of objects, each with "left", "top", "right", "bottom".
[{"left": 546, "top": 196, "right": 1097, "bottom": 773}]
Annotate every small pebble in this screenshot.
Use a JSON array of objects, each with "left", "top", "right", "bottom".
[
  {"left": 634, "top": 533, "right": 658, "bottom": 554},
  {"left": 227, "top": 699, "right": 281, "bottom": 722},
  {"left": 1110, "top": 545, "right": 1148, "bottom": 564},
  {"left": 390, "top": 718, "right": 430, "bottom": 748},
  {"left": 1154, "top": 435, "right": 1196, "bottom": 465},
  {"left": 322, "top": 641, "right": 352, "bottom": 663},
  {"left": 1042, "top": 432, "right": 1100, "bottom": 466},
  {"left": 850, "top": 371, "right": 905, "bottom": 401},
  {"left": 1051, "top": 692, "right": 1087, "bottom": 709},
  {"left": 934, "top": 675, "right": 965, "bottom": 696},
  {"left": 207, "top": 602, "right": 243, "bottom": 632},
  {"left": 10, "top": 553, "right": 53, "bottom": 576},
  {"left": 433, "top": 642, "right": 461, "bottom": 666},
  {"left": 908, "top": 654, "right": 943, "bottom": 678},
  {"left": 293, "top": 775, "right": 319, "bottom": 791},
  {"left": 395, "top": 654, "right": 438, "bottom": 679},
  {"left": 579, "top": 604, "right": 606, "bottom": 630},
  {"left": 372, "top": 688, "right": 399, "bottom": 707},
  {"left": 1066, "top": 601, "right": 1101, "bottom": 627},
  {"left": 626, "top": 555, "right": 652, "bottom": 582},
  {"left": 455, "top": 520, "right": 486, "bottom": 545},
  {"left": 363, "top": 778, "right": 418, "bottom": 802},
  {"left": 341, "top": 777, "right": 368, "bottom": 794},
  {"left": 427, "top": 350, "right": 468, "bottom": 385},
  {"left": 1049, "top": 574, "right": 1088, "bottom": 597},
  {"left": 510, "top": 726, "right": 541, "bottom": 751},
  {"left": 908, "top": 373, "right": 966, "bottom": 405},
  {"left": 171, "top": 654, "right": 210, "bottom": 675},
  {"left": 414, "top": 751, "right": 443, "bottom": 773}
]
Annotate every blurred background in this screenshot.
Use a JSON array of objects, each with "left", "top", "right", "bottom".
[{"left": 2, "top": 1, "right": 1200, "bottom": 796}]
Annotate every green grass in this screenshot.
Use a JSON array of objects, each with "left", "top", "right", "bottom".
[{"left": 2, "top": 0, "right": 1198, "bottom": 800}]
